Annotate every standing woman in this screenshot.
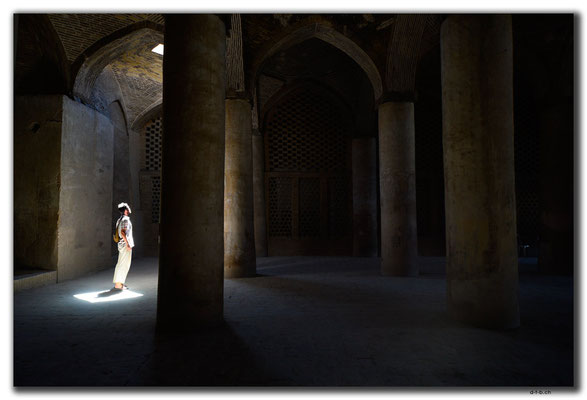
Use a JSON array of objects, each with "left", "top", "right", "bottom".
[{"left": 113, "top": 202, "right": 134, "bottom": 290}]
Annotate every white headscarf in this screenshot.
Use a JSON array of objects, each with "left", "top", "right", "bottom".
[{"left": 117, "top": 202, "right": 132, "bottom": 214}]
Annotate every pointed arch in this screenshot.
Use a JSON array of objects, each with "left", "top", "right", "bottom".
[
  {"left": 131, "top": 100, "right": 162, "bottom": 132},
  {"left": 251, "top": 23, "right": 383, "bottom": 101},
  {"left": 72, "top": 23, "right": 163, "bottom": 104}
]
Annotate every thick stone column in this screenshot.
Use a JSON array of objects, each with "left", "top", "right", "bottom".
[
  {"left": 441, "top": 15, "right": 519, "bottom": 329},
  {"left": 378, "top": 101, "right": 418, "bottom": 276},
  {"left": 224, "top": 98, "right": 256, "bottom": 278},
  {"left": 157, "top": 15, "right": 226, "bottom": 330},
  {"left": 352, "top": 137, "right": 378, "bottom": 257},
  {"left": 252, "top": 129, "right": 268, "bottom": 257}
]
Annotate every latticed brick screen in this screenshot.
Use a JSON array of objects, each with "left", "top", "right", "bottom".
[
  {"left": 265, "top": 85, "right": 352, "bottom": 250},
  {"left": 151, "top": 176, "right": 161, "bottom": 224},
  {"left": 268, "top": 176, "right": 293, "bottom": 237},
  {"left": 145, "top": 117, "right": 163, "bottom": 172},
  {"left": 267, "top": 90, "right": 347, "bottom": 172},
  {"left": 328, "top": 176, "right": 351, "bottom": 237},
  {"left": 299, "top": 178, "right": 321, "bottom": 237},
  {"left": 142, "top": 117, "right": 163, "bottom": 224}
]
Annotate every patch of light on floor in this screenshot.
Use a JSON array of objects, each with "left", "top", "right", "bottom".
[{"left": 73, "top": 290, "right": 144, "bottom": 303}]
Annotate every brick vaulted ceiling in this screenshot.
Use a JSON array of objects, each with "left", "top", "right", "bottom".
[
  {"left": 81, "top": 27, "right": 164, "bottom": 126},
  {"left": 45, "top": 14, "right": 165, "bottom": 127},
  {"left": 15, "top": 13, "right": 441, "bottom": 130},
  {"left": 46, "top": 14, "right": 165, "bottom": 63}
]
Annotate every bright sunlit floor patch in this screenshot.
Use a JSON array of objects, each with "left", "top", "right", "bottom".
[{"left": 74, "top": 289, "right": 144, "bottom": 303}]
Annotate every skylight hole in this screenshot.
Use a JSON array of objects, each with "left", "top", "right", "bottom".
[{"left": 152, "top": 44, "right": 164, "bottom": 56}]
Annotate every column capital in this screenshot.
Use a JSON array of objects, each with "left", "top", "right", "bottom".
[{"left": 377, "top": 91, "right": 417, "bottom": 106}]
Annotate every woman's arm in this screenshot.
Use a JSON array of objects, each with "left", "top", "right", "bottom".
[{"left": 120, "top": 227, "right": 131, "bottom": 250}]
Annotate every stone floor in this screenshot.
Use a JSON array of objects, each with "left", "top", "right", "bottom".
[{"left": 13, "top": 256, "right": 575, "bottom": 390}]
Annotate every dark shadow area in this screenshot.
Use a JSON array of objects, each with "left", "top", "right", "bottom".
[
  {"left": 96, "top": 288, "right": 123, "bottom": 297},
  {"left": 140, "top": 322, "right": 279, "bottom": 386},
  {"left": 225, "top": 257, "right": 574, "bottom": 386}
]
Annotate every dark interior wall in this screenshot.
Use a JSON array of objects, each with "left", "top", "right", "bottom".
[
  {"left": 512, "top": 14, "right": 574, "bottom": 273},
  {"left": 14, "top": 95, "right": 63, "bottom": 271},
  {"left": 513, "top": 71, "right": 540, "bottom": 255},
  {"left": 14, "top": 16, "right": 119, "bottom": 279},
  {"left": 128, "top": 123, "right": 146, "bottom": 258},
  {"left": 538, "top": 101, "right": 574, "bottom": 274},
  {"left": 14, "top": 95, "right": 115, "bottom": 279},
  {"left": 414, "top": 47, "right": 445, "bottom": 256},
  {"left": 537, "top": 17, "right": 574, "bottom": 275},
  {"left": 57, "top": 97, "right": 114, "bottom": 281},
  {"left": 110, "top": 100, "right": 131, "bottom": 256},
  {"left": 110, "top": 100, "right": 147, "bottom": 259},
  {"left": 352, "top": 137, "right": 378, "bottom": 257}
]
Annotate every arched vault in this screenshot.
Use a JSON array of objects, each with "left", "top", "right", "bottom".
[{"left": 250, "top": 23, "right": 383, "bottom": 101}]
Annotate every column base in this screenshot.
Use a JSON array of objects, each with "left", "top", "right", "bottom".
[
  {"left": 380, "top": 257, "right": 419, "bottom": 277},
  {"left": 447, "top": 277, "right": 520, "bottom": 330},
  {"left": 224, "top": 263, "right": 257, "bottom": 279}
]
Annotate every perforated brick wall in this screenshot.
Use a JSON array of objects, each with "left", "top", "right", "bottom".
[
  {"left": 141, "top": 117, "right": 163, "bottom": 224},
  {"left": 265, "top": 85, "right": 351, "bottom": 241}
]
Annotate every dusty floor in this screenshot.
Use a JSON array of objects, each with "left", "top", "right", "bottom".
[{"left": 13, "top": 256, "right": 575, "bottom": 389}]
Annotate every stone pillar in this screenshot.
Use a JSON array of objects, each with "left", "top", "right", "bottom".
[
  {"left": 157, "top": 14, "right": 226, "bottom": 330},
  {"left": 252, "top": 129, "right": 268, "bottom": 257},
  {"left": 352, "top": 137, "right": 378, "bottom": 257},
  {"left": 378, "top": 101, "right": 418, "bottom": 276},
  {"left": 441, "top": 15, "right": 519, "bottom": 329},
  {"left": 224, "top": 98, "right": 257, "bottom": 278}
]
